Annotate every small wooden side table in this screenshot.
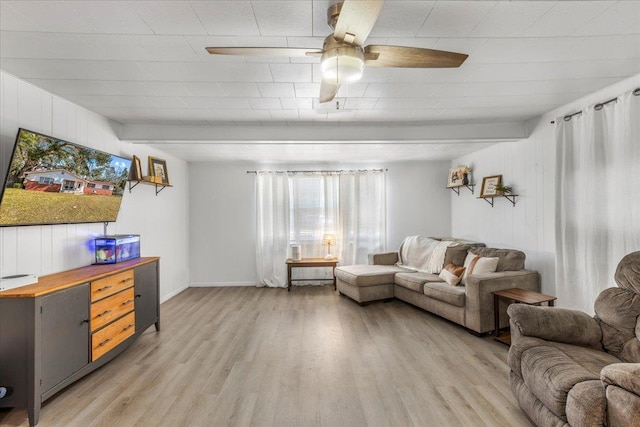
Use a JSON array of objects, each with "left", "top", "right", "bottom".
[
  {"left": 492, "top": 288, "right": 557, "bottom": 345},
  {"left": 286, "top": 258, "right": 339, "bottom": 292}
]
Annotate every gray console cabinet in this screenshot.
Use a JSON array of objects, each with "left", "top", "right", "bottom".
[
  {"left": 0, "top": 257, "right": 160, "bottom": 426},
  {"left": 134, "top": 261, "right": 160, "bottom": 333},
  {"left": 40, "top": 284, "right": 90, "bottom": 394}
]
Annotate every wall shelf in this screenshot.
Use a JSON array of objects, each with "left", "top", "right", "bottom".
[
  {"left": 447, "top": 184, "right": 475, "bottom": 195},
  {"left": 128, "top": 180, "right": 172, "bottom": 196},
  {"left": 479, "top": 194, "right": 518, "bottom": 207}
]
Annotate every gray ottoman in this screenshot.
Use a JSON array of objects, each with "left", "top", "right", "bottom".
[{"left": 335, "top": 265, "right": 408, "bottom": 304}]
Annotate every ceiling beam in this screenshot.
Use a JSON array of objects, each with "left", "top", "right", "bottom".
[{"left": 120, "top": 122, "right": 528, "bottom": 145}]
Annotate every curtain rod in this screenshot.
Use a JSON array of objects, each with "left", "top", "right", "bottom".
[
  {"left": 550, "top": 87, "right": 640, "bottom": 124},
  {"left": 246, "top": 168, "right": 387, "bottom": 174}
]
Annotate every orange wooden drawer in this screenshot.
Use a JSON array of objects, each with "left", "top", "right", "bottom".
[
  {"left": 90, "top": 270, "right": 134, "bottom": 302},
  {"left": 90, "top": 288, "right": 135, "bottom": 332},
  {"left": 91, "top": 312, "right": 135, "bottom": 361}
]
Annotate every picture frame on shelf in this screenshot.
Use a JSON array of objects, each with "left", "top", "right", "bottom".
[
  {"left": 130, "top": 155, "right": 143, "bottom": 181},
  {"left": 148, "top": 156, "right": 170, "bottom": 185},
  {"left": 447, "top": 166, "right": 467, "bottom": 188},
  {"left": 480, "top": 175, "right": 502, "bottom": 197}
]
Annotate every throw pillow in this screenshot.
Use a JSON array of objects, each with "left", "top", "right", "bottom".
[
  {"left": 439, "top": 263, "right": 465, "bottom": 286},
  {"left": 461, "top": 252, "right": 499, "bottom": 285}
]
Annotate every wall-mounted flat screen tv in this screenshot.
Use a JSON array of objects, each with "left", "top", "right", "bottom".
[{"left": 0, "top": 128, "right": 132, "bottom": 227}]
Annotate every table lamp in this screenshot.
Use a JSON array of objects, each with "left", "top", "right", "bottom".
[{"left": 322, "top": 233, "right": 336, "bottom": 260}]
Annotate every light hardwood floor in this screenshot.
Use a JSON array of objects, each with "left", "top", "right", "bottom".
[{"left": 0, "top": 286, "right": 533, "bottom": 427}]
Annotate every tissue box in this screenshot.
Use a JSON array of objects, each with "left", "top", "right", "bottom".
[
  {"left": 0, "top": 274, "right": 38, "bottom": 291},
  {"left": 95, "top": 234, "right": 140, "bottom": 264}
]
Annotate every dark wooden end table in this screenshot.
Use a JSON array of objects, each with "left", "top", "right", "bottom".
[
  {"left": 286, "top": 258, "right": 339, "bottom": 292},
  {"left": 492, "top": 288, "right": 557, "bottom": 345}
]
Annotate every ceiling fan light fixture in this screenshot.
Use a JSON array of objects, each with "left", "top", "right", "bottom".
[{"left": 321, "top": 47, "right": 364, "bottom": 83}]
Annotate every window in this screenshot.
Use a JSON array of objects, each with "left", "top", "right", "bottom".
[
  {"left": 255, "top": 170, "right": 386, "bottom": 286},
  {"left": 39, "top": 177, "right": 54, "bottom": 185},
  {"left": 101, "top": 185, "right": 110, "bottom": 190},
  {"left": 286, "top": 172, "right": 384, "bottom": 264},
  {"left": 289, "top": 175, "right": 337, "bottom": 244},
  {"left": 87, "top": 183, "right": 96, "bottom": 188}
]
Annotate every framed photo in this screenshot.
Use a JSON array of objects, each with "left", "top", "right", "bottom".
[
  {"left": 447, "top": 166, "right": 470, "bottom": 188},
  {"left": 447, "top": 167, "right": 464, "bottom": 188},
  {"left": 148, "top": 156, "right": 170, "bottom": 185},
  {"left": 130, "top": 155, "right": 143, "bottom": 181},
  {"left": 480, "top": 175, "right": 502, "bottom": 197}
]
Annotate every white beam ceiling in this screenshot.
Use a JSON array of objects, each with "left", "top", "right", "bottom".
[{"left": 1, "top": 0, "right": 639, "bottom": 162}]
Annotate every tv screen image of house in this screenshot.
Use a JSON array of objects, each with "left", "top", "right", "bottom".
[{"left": 0, "top": 129, "right": 132, "bottom": 226}]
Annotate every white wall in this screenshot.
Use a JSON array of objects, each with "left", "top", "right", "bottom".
[
  {"left": 386, "top": 161, "right": 451, "bottom": 249},
  {"left": 188, "top": 160, "right": 451, "bottom": 286},
  {"left": 0, "top": 71, "right": 189, "bottom": 302},
  {"left": 188, "top": 162, "right": 256, "bottom": 286},
  {"left": 451, "top": 73, "right": 640, "bottom": 304}
]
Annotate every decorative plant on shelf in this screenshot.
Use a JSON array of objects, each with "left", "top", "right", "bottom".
[
  {"left": 461, "top": 166, "right": 472, "bottom": 185},
  {"left": 494, "top": 184, "right": 513, "bottom": 195}
]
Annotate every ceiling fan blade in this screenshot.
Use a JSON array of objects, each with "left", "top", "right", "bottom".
[
  {"left": 333, "top": 0, "right": 384, "bottom": 46},
  {"left": 320, "top": 80, "right": 340, "bottom": 103},
  {"left": 364, "top": 45, "right": 468, "bottom": 68},
  {"left": 206, "top": 47, "right": 323, "bottom": 57}
]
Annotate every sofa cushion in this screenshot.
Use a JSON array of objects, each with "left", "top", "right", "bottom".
[
  {"left": 443, "top": 245, "right": 470, "bottom": 267},
  {"left": 595, "top": 287, "right": 640, "bottom": 362},
  {"left": 423, "top": 281, "right": 465, "bottom": 307},
  {"left": 438, "top": 263, "right": 465, "bottom": 286},
  {"left": 394, "top": 272, "right": 441, "bottom": 292},
  {"left": 565, "top": 380, "right": 606, "bottom": 427},
  {"left": 520, "top": 342, "right": 621, "bottom": 419},
  {"left": 470, "top": 248, "right": 525, "bottom": 271},
  {"left": 335, "top": 265, "right": 407, "bottom": 287},
  {"left": 461, "top": 252, "right": 499, "bottom": 285}
]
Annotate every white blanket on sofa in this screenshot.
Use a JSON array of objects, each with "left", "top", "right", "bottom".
[{"left": 396, "top": 236, "right": 455, "bottom": 274}]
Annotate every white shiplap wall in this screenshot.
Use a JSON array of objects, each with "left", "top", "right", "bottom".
[
  {"left": 451, "top": 73, "right": 640, "bottom": 306},
  {"left": 0, "top": 71, "right": 190, "bottom": 302}
]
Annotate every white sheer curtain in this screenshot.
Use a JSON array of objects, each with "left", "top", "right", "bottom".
[
  {"left": 290, "top": 174, "right": 339, "bottom": 259},
  {"left": 555, "top": 90, "right": 640, "bottom": 312},
  {"left": 255, "top": 172, "right": 290, "bottom": 288},
  {"left": 339, "top": 170, "right": 387, "bottom": 265},
  {"left": 255, "top": 169, "right": 387, "bottom": 287}
]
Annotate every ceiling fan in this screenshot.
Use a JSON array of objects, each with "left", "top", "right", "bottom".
[{"left": 206, "top": 0, "right": 468, "bottom": 103}]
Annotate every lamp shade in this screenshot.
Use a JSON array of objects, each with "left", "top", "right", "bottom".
[
  {"left": 320, "top": 47, "right": 364, "bottom": 84},
  {"left": 322, "top": 233, "right": 336, "bottom": 245}
]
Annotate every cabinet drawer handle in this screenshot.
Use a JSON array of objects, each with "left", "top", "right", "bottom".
[
  {"left": 97, "top": 310, "right": 112, "bottom": 318},
  {"left": 97, "top": 285, "right": 112, "bottom": 292},
  {"left": 121, "top": 278, "right": 133, "bottom": 283},
  {"left": 121, "top": 299, "right": 134, "bottom": 306},
  {"left": 98, "top": 338, "right": 112, "bottom": 347},
  {"left": 122, "top": 324, "right": 134, "bottom": 332},
  {"left": 135, "top": 294, "right": 141, "bottom": 298}
]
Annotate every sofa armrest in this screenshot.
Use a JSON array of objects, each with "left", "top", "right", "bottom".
[
  {"left": 464, "top": 270, "right": 540, "bottom": 334},
  {"left": 601, "top": 363, "right": 640, "bottom": 426},
  {"left": 601, "top": 363, "right": 640, "bottom": 396},
  {"left": 507, "top": 304, "right": 602, "bottom": 383},
  {"left": 508, "top": 304, "right": 602, "bottom": 348},
  {"left": 368, "top": 251, "right": 398, "bottom": 265}
]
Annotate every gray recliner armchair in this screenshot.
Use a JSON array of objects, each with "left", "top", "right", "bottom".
[{"left": 508, "top": 251, "right": 640, "bottom": 426}]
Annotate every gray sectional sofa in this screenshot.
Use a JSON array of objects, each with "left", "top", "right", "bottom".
[{"left": 335, "top": 237, "right": 541, "bottom": 334}]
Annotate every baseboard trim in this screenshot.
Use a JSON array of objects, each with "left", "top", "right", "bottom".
[
  {"left": 160, "top": 285, "right": 188, "bottom": 304},
  {"left": 190, "top": 281, "right": 256, "bottom": 287}
]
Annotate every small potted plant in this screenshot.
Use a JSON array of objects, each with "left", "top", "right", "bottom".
[{"left": 494, "top": 184, "right": 513, "bottom": 195}]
